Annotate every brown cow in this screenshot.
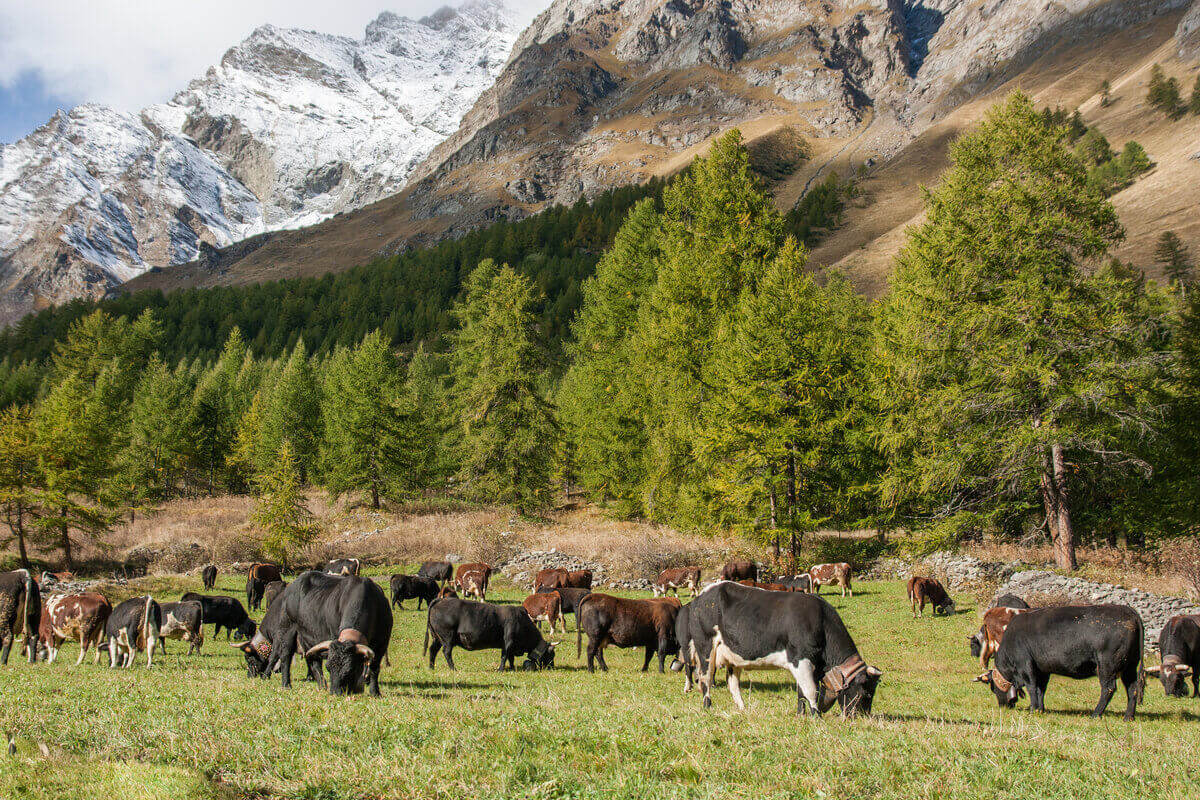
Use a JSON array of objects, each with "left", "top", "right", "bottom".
[
  {"left": 577, "top": 594, "right": 682, "bottom": 673},
  {"left": 522, "top": 592, "right": 565, "bottom": 635},
  {"left": 455, "top": 563, "right": 493, "bottom": 601},
  {"left": 737, "top": 580, "right": 795, "bottom": 592},
  {"left": 38, "top": 592, "right": 112, "bottom": 665},
  {"left": 720, "top": 561, "right": 758, "bottom": 582},
  {"left": 246, "top": 563, "right": 283, "bottom": 611},
  {"left": 808, "top": 563, "right": 853, "bottom": 597},
  {"left": 565, "top": 570, "right": 593, "bottom": 590},
  {"left": 654, "top": 567, "right": 701, "bottom": 598},
  {"left": 970, "top": 606, "right": 1029, "bottom": 669},
  {"left": 437, "top": 585, "right": 459, "bottom": 600},
  {"left": 907, "top": 576, "right": 955, "bottom": 617},
  {"left": 534, "top": 568, "right": 568, "bottom": 593}
]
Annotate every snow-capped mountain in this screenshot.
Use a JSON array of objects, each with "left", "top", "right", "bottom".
[{"left": 0, "top": 0, "right": 529, "bottom": 324}]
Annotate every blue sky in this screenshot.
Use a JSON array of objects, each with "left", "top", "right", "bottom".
[{"left": 0, "top": 1, "right": 544, "bottom": 146}]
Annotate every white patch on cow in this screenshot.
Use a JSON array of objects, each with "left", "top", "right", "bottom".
[{"left": 707, "top": 626, "right": 821, "bottom": 713}]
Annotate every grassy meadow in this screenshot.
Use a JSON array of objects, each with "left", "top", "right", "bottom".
[{"left": 2, "top": 569, "right": 1198, "bottom": 800}]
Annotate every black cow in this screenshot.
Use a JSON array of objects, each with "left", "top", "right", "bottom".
[
  {"left": 974, "top": 604, "right": 1145, "bottom": 720},
  {"left": 1146, "top": 614, "right": 1199, "bottom": 698},
  {"left": 241, "top": 571, "right": 392, "bottom": 696},
  {"left": 263, "top": 580, "right": 287, "bottom": 611},
  {"left": 670, "top": 602, "right": 697, "bottom": 691},
  {"left": 201, "top": 565, "right": 218, "bottom": 590},
  {"left": 417, "top": 561, "right": 453, "bottom": 584},
  {"left": 106, "top": 596, "right": 161, "bottom": 668},
  {"left": 246, "top": 563, "right": 283, "bottom": 611},
  {"left": 775, "top": 575, "right": 813, "bottom": 593},
  {"left": 991, "top": 594, "right": 1030, "bottom": 610},
  {"left": 424, "top": 598, "right": 555, "bottom": 671},
  {"left": 683, "top": 581, "right": 882, "bottom": 716},
  {"left": 538, "top": 586, "right": 591, "bottom": 630},
  {"left": 181, "top": 593, "right": 256, "bottom": 640},
  {"left": 0, "top": 569, "right": 40, "bottom": 665},
  {"left": 158, "top": 600, "right": 204, "bottom": 655},
  {"left": 390, "top": 574, "right": 438, "bottom": 609},
  {"left": 325, "top": 558, "right": 361, "bottom": 576}
]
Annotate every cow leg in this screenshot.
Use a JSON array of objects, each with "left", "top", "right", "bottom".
[
  {"left": 368, "top": 656, "right": 382, "bottom": 697},
  {"left": 498, "top": 648, "right": 510, "bottom": 671},
  {"left": 427, "top": 636, "right": 441, "bottom": 669},
  {"left": 657, "top": 641, "right": 670, "bottom": 674},
  {"left": 596, "top": 644, "right": 609, "bottom": 672},
  {"left": 0, "top": 633, "right": 12, "bottom": 666},
  {"left": 787, "top": 658, "right": 822, "bottom": 716},
  {"left": 641, "top": 646, "right": 654, "bottom": 672},
  {"left": 442, "top": 643, "right": 456, "bottom": 671},
  {"left": 585, "top": 637, "right": 598, "bottom": 672},
  {"left": 1093, "top": 677, "right": 1118, "bottom": 718},
  {"left": 728, "top": 668, "right": 746, "bottom": 711}
]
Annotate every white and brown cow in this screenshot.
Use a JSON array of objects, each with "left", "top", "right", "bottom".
[
  {"left": 970, "top": 605, "right": 1030, "bottom": 669},
  {"left": 522, "top": 591, "right": 565, "bottom": 635},
  {"left": 157, "top": 600, "right": 205, "bottom": 656},
  {"left": 653, "top": 567, "right": 701, "bottom": 598},
  {"left": 38, "top": 592, "right": 112, "bottom": 665},
  {"left": 808, "top": 563, "right": 853, "bottom": 597}
]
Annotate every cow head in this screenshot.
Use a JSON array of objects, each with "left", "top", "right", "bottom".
[
  {"left": 306, "top": 638, "right": 375, "bottom": 695},
  {"left": 937, "top": 599, "right": 956, "bottom": 616},
  {"left": 821, "top": 657, "right": 882, "bottom": 717},
  {"left": 234, "top": 637, "right": 271, "bottom": 678},
  {"left": 521, "top": 641, "right": 556, "bottom": 670},
  {"left": 1144, "top": 661, "right": 1194, "bottom": 698},
  {"left": 236, "top": 619, "right": 257, "bottom": 640},
  {"left": 968, "top": 631, "right": 984, "bottom": 659},
  {"left": 973, "top": 669, "right": 1022, "bottom": 707}
]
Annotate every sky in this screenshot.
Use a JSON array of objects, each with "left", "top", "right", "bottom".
[{"left": 0, "top": 0, "right": 545, "bottom": 144}]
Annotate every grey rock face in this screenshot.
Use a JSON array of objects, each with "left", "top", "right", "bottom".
[{"left": 1179, "top": 0, "right": 1200, "bottom": 60}]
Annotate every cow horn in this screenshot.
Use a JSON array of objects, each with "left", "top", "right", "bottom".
[
  {"left": 866, "top": 666, "right": 882, "bottom": 677},
  {"left": 1178, "top": 665, "right": 1193, "bottom": 676},
  {"left": 972, "top": 672, "right": 992, "bottom": 684},
  {"left": 1143, "top": 664, "right": 1162, "bottom": 675},
  {"left": 354, "top": 644, "right": 375, "bottom": 661},
  {"left": 305, "top": 640, "right": 333, "bottom": 658},
  {"left": 230, "top": 641, "right": 252, "bottom": 651}
]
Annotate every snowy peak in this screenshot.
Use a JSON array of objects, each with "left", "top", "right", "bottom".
[{"left": 0, "top": 1, "right": 530, "bottom": 324}]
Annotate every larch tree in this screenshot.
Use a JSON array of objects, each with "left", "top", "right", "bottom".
[
  {"left": 0, "top": 406, "right": 42, "bottom": 567},
  {"left": 872, "top": 93, "right": 1167, "bottom": 570}
]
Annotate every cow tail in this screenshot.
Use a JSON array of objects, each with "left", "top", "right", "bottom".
[
  {"left": 19, "top": 569, "right": 36, "bottom": 661},
  {"left": 423, "top": 610, "right": 431, "bottom": 657},
  {"left": 142, "top": 595, "right": 158, "bottom": 652}
]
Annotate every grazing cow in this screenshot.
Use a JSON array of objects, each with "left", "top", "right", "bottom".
[
  {"left": 1145, "top": 614, "right": 1200, "bottom": 698},
  {"left": 246, "top": 563, "right": 283, "bottom": 611},
  {"left": 417, "top": 561, "right": 453, "bottom": 585},
  {"left": 654, "top": 567, "right": 701, "bottom": 598},
  {"left": 201, "top": 565, "right": 218, "bottom": 590},
  {"left": 534, "top": 568, "right": 568, "bottom": 593},
  {"left": 685, "top": 581, "right": 882, "bottom": 716},
  {"left": 808, "top": 563, "right": 853, "bottom": 597},
  {"left": 522, "top": 592, "right": 564, "bottom": 635},
  {"left": 538, "top": 586, "right": 590, "bottom": 630},
  {"left": 991, "top": 594, "right": 1030, "bottom": 610},
  {"left": 907, "top": 576, "right": 955, "bottom": 617},
  {"left": 37, "top": 592, "right": 111, "bottom": 665},
  {"left": 181, "top": 593, "right": 256, "bottom": 640},
  {"left": 775, "top": 575, "right": 812, "bottom": 593},
  {"left": 243, "top": 572, "right": 391, "bottom": 695},
  {"left": 425, "top": 598, "right": 555, "bottom": 671},
  {"left": 158, "top": 600, "right": 205, "bottom": 655},
  {"left": 106, "top": 596, "right": 161, "bottom": 668},
  {"left": 577, "top": 594, "right": 682, "bottom": 673},
  {"left": 390, "top": 574, "right": 439, "bottom": 610},
  {"left": 720, "top": 561, "right": 758, "bottom": 582},
  {"left": 325, "top": 558, "right": 361, "bottom": 576},
  {"left": 0, "top": 569, "right": 40, "bottom": 665},
  {"left": 973, "top": 604, "right": 1145, "bottom": 720},
  {"left": 455, "top": 563, "right": 493, "bottom": 602},
  {"left": 737, "top": 580, "right": 795, "bottom": 592},
  {"left": 263, "top": 580, "right": 287, "bottom": 611},
  {"left": 970, "top": 605, "right": 1030, "bottom": 668}
]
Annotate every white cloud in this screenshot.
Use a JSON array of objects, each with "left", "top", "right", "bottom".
[{"left": 0, "top": 0, "right": 545, "bottom": 113}]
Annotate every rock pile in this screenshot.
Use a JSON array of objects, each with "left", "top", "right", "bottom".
[
  {"left": 498, "top": 549, "right": 654, "bottom": 592},
  {"left": 996, "top": 570, "right": 1200, "bottom": 645},
  {"left": 862, "top": 551, "right": 1018, "bottom": 590}
]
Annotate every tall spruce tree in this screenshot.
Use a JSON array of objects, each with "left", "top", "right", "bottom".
[
  {"left": 122, "top": 356, "right": 190, "bottom": 503},
  {"left": 1155, "top": 231, "right": 1193, "bottom": 289},
  {"left": 260, "top": 341, "right": 321, "bottom": 483},
  {"left": 872, "top": 93, "right": 1166, "bottom": 570},
  {"left": 0, "top": 407, "right": 41, "bottom": 567},
  {"left": 252, "top": 439, "right": 316, "bottom": 567},
  {"left": 450, "top": 260, "right": 557, "bottom": 514}
]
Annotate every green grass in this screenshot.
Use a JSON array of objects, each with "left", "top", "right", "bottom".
[{"left": 2, "top": 571, "right": 1198, "bottom": 799}]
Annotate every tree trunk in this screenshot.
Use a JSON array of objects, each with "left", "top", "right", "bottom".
[
  {"left": 785, "top": 448, "right": 797, "bottom": 526},
  {"left": 14, "top": 506, "right": 28, "bottom": 569},
  {"left": 768, "top": 464, "right": 778, "bottom": 529},
  {"left": 60, "top": 519, "right": 73, "bottom": 570},
  {"left": 772, "top": 533, "right": 780, "bottom": 567},
  {"left": 1040, "top": 443, "right": 1077, "bottom": 571},
  {"left": 371, "top": 483, "right": 380, "bottom": 510},
  {"left": 789, "top": 531, "right": 799, "bottom": 575}
]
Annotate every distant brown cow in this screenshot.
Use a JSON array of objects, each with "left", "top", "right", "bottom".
[
  {"left": 246, "top": 563, "right": 283, "bottom": 611},
  {"left": 577, "top": 594, "right": 682, "bottom": 673},
  {"left": 907, "top": 576, "right": 955, "bottom": 617},
  {"left": 38, "top": 592, "right": 111, "bottom": 665},
  {"left": 736, "top": 580, "right": 794, "bottom": 592},
  {"left": 534, "top": 568, "right": 568, "bottom": 593},
  {"left": 970, "top": 606, "right": 1029, "bottom": 668},
  {"left": 455, "top": 563, "right": 493, "bottom": 602},
  {"left": 523, "top": 592, "right": 565, "bottom": 635},
  {"left": 565, "top": 570, "right": 593, "bottom": 590},
  {"left": 808, "top": 563, "right": 852, "bottom": 597},
  {"left": 720, "top": 561, "right": 757, "bottom": 582},
  {"left": 654, "top": 567, "right": 701, "bottom": 598}
]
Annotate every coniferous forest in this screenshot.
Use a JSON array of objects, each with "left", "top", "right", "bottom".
[{"left": 1, "top": 94, "right": 1196, "bottom": 571}]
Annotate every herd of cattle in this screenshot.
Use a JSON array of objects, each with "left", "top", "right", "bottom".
[{"left": 0, "top": 557, "right": 1197, "bottom": 720}]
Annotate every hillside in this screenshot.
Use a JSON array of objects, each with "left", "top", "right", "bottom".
[{"left": 125, "top": 0, "right": 1199, "bottom": 299}]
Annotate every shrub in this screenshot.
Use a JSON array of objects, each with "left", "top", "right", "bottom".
[{"left": 1161, "top": 537, "right": 1200, "bottom": 599}]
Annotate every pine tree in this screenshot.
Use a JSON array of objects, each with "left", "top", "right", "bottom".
[
  {"left": 252, "top": 440, "right": 317, "bottom": 567},
  {"left": 260, "top": 341, "right": 321, "bottom": 482},
  {"left": 1191, "top": 74, "right": 1200, "bottom": 115},
  {"left": 1155, "top": 231, "right": 1193, "bottom": 289},
  {"left": 1147, "top": 64, "right": 1182, "bottom": 116},
  {"left": 0, "top": 407, "right": 42, "bottom": 567},
  {"left": 122, "top": 357, "right": 189, "bottom": 503},
  {"left": 450, "top": 260, "right": 557, "bottom": 514},
  {"left": 872, "top": 93, "right": 1165, "bottom": 570},
  {"left": 1099, "top": 80, "right": 1112, "bottom": 108}
]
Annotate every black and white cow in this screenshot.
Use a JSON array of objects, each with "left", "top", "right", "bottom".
[
  {"left": 424, "top": 598, "right": 555, "bottom": 671},
  {"left": 238, "top": 571, "right": 392, "bottom": 696},
  {"left": 682, "top": 581, "right": 882, "bottom": 716},
  {"left": 1145, "top": 613, "right": 1199, "bottom": 698},
  {"left": 180, "top": 593, "right": 256, "bottom": 640},
  {"left": 106, "top": 596, "right": 161, "bottom": 668},
  {"left": 325, "top": 558, "right": 361, "bottom": 576},
  {"left": 0, "top": 569, "right": 40, "bottom": 665},
  {"left": 158, "top": 600, "right": 205, "bottom": 655},
  {"left": 973, "top": 604, "right": 1145, "bottom": 720}
]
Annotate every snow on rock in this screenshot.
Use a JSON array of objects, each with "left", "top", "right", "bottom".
[{"left": 0, "top": 0, "right": 529, "bottom": 323}]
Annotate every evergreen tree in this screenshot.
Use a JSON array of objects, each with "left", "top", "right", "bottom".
[
  {"left": 1147, "top": 64, "right": 1182, "bottom": 116},
  {"left": 1099, "top": 79, "right": 1112, "bottom": 108},
  {"left": 252, "top": 439, "right": 317, "bottom": 567},
  {"left": 260, "top": 341, "right": 321, "bottom": 482},
  {"left": 1191, "top": 74, "right": 1200, "bottom": 115},
  {"left": 450, "top": 261, "right": 557, "bottom": 514},
  {"left": 122, "top": 357, "right": 189, "bottom": 503},
  {"left": 1155, "top": 231, "right": 1193, "bottom": 289},
  {"left": 872, "top": 93, "right": 1165, "bottom": 570},
  {"left": 0, "top": 407, "right": 42, "bottom": 567}
]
